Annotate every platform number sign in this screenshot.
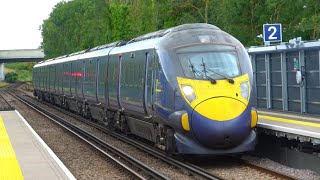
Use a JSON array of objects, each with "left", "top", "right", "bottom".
[{"left": 263, "top": 24, "right": 282, "bottom": 42}]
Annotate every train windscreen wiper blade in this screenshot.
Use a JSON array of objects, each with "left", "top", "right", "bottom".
[
  {"left": 189, "top": 60, "right": 216, "bottom": 84},
  {"left": 206, "top": 69, "right": 235, "bottom": 84}
]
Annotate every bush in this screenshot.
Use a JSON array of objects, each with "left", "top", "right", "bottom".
[
  {"left": 5, "top": 72, "right": 18, "bottom": 83},
  {"left": 5, "top": 62, "right": 34, "bottom": 82}
]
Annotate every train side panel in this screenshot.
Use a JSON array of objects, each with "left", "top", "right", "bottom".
[{"left": 119, "top": 50, "right": 146, "bottom": 116}]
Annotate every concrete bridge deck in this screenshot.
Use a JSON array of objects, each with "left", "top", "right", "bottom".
[
  {"left": 0, "top": 49, "right": 44, "bottom": 81},
  {"left": 0, "top": 49, "right": 44, "bottom": 63}
]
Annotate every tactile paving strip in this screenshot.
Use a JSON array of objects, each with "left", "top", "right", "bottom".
[{"left": 0, "top": 114, "right": 23, "bottom": 179}]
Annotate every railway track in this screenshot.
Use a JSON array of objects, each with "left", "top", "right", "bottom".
[
  {"left": 4, "top": 90, "right": 169, "bottom": 180},
  {"left": 8, "top": 83, "right": 299, "bottom": 180},
  {"left": 0, "top": 91, "right": 14, "bottom": 111},
  {"left": 8, "top": 85, "right": 223, "bottom": 180},
  {"left": 32, "top": 97, "right": 223, "bottom": 180},
  {"left": 241, "top": 160, "right": 297, "bottom": 180}
]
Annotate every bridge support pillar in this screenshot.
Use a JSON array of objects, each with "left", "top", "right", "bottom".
[{"left": 0, "top": 63, "right": 4, "bottom": 81}]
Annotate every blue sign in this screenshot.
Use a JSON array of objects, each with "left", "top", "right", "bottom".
[{"left": 263, "top": 24, "right": 282, "bottom": 42}]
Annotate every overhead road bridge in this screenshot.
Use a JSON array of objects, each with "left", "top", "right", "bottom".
[
  {"left": 0, "top": 49, "right": 44, "bottom": 81},
  {"left": 0, "top": 49, "right": 44, "bottom": 63}
]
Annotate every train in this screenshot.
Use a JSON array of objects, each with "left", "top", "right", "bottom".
[{"left": 33, "top": 23, "right": 257, "bottom": 155}]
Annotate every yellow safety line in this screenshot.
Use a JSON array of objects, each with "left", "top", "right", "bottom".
[
  {"left": 0, "top": 114, "right": 24, "bottom": 180},
  {"left": 259, "top": 115, "right": 320, "bottom": 128},
  {"left": 258, "top": 111, "right": 320, "bottom": 122}
]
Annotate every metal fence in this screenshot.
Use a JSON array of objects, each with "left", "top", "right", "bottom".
[{"left": 248, "top": 40, "right": 320, "bottom": 115}]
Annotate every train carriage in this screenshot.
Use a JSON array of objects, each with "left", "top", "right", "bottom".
[{"left": 33, "top": 23, "right": 257, "bottom": 155}]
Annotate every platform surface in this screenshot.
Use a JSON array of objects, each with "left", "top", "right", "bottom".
[
  {"left": 0, "top": 110, "right": 75, "bottom": 180},
  {"left": 257, "top": 110, "right": 320, "bottom": 143}
]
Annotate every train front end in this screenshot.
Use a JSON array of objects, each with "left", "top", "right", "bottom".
[
  {"left": 159, "top": 24, "right": 257, "bottom": 154},
  {"left": 176, "top": 68, "right": 257, "bottom": 154}
]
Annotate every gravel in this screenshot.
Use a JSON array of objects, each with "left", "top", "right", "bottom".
[
  {"left": 9, "top": 85, "right": 320, "bottom": 180},
  {"left": 4, "top": 91, "right": 135, "bottom": 179},
  {"left": 190, "top": 156, "right": 274, "bottom": 180},
  {"left": 22, "top": 94, "right": 195, "bottom": 180},
  {"left": 243, "top": 155, "right": 320, "bottom": 180},
  {"left": 189, "top": 155, "right": 320, "bottom": 180}
]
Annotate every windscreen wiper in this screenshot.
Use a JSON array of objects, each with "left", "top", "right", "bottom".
[
  {"left": 201, "top": 59, "right": 234, "bottom": 84},
  {"left": 189, "top": 60, "right": 216, "bottom": 84},
  {"left": 206, "top": 68, "right": 235, "bottom": 84}
]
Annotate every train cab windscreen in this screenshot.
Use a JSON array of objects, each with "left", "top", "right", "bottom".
[{"left": 177, "top": 44, "right": 241, "bottom": 80}]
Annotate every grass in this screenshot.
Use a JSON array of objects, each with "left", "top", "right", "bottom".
[{"left": 0, "top": 81, "right": 9, "bottom": 87}]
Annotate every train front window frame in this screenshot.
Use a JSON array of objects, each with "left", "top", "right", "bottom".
[{"left": 176, "top": 44, "right": 241, "bottom": 80}]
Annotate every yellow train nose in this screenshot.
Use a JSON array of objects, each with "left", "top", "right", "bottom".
[{"left": 194, "top": 97, "right": 246, "bottom": 121}]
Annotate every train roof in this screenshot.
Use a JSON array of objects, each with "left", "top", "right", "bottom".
[{"left": 34, "top": 23, "right": 220, "bottom": 68}]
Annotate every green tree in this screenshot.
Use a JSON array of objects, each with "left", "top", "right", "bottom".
[
  {"left": 41, "top": 0, "right": 112, "bottom": 58},
  {"left": 108, "top": 0, "right": 131, "bottom": 41},
  {"left": 41, "top": 0, "right": 320, "bottom": 59}
]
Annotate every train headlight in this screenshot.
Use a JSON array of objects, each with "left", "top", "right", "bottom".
[
  {"left": 240, "top": 81, "right": 249, "bottom": 100},
  {"left": 181, "top": 85, "right": 196, "bottom": 103}
]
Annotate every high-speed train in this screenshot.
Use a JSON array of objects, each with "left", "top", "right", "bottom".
[{"left": 33, "top": 23, "right": 257, "bottom": 154}]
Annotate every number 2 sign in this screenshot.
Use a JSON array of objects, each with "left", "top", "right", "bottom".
[{"left": 263, "top": 24, "right": 282, "bottom": 42}]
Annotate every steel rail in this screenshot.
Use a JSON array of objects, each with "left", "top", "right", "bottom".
[
  {"left": 241, "top": 159, "right": 298, "bottom": 180},
  {"left": 7, "top": 90, "right": 169, "bottom": 180},
  {"left": 14, "top": 84, "right": 300, "bottom": 180},
  {"left": 20, "top": 94, "right": 223, "bottom": 180},
  {"left": 0, "top": 91, "right": 15, "bottom": 111}
]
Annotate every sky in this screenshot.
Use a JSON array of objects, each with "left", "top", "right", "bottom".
[{"left": 0, "top": 0, "right": 64, "bottom": 50}]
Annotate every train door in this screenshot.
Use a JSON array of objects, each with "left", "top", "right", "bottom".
[
  {"left": 107, "top": 55, "right": 120, "bottom": 110},
  {"left": 96, "top": 59, "right": 100, "bottom": 103},
  {"left": 53, "top": 65, "right": 56, "bottom": 93},
  {"left": 145, "top": 50, "right": 161, "bottom": 116},
  {"left": 75, "top": 61, "right": 83, "bottom": 99},
  {"left": 70, "top": 62, "right": 75, "bottom": 97},
  {"left": 45, "top": 66, "right": 49, "bottom": 92},
  {"left": 81, "top": 60, "right": 85, "bottom": 99},
  {"left": 97, "top": 56, "right": 108, "bottom": 105}
]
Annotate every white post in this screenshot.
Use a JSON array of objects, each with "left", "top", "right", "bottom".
[{"left": 0, "top": 63, "right": 4, "bottom": 81}]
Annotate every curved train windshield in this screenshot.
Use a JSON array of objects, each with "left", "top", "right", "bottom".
[{"left": 177, "top": 44, "right": 240, "bottom": 80}]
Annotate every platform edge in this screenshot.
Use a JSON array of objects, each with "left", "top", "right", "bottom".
[{"left": 15, "top": 110, "right": 76, "bottom": 180}]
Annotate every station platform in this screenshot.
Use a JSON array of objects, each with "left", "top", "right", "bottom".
[
  {"left": 0, "top": 110, "right": 75, "bottom": 180},
  {"left": 257, "top": 110, "right": 320, "bottom": 145}
]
